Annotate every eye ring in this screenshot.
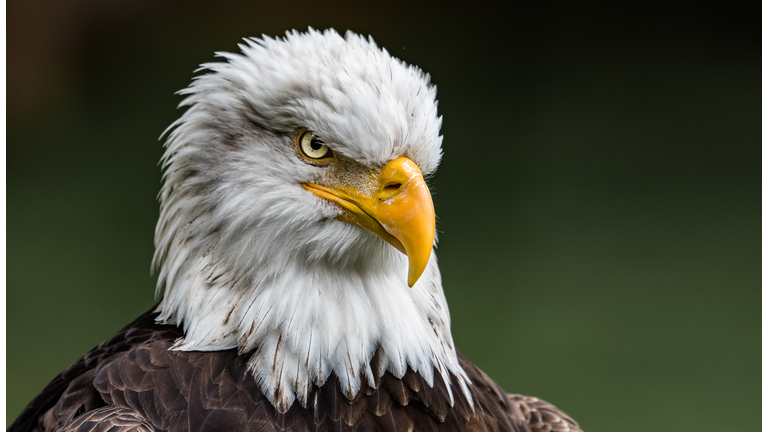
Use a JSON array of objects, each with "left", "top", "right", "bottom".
[{"left": 297, "top": 130, "right": 334, "bottom": 162}]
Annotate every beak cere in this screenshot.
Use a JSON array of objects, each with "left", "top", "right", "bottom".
[{"left": 303, "top": 157, "right": 436, "bottom": 287}]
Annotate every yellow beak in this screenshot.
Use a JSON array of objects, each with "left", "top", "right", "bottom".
[{"left": 303, "top": 157, "right": 435, "bottom": 287}]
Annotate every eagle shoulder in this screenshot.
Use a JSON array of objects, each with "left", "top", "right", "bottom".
[
  {"left": 508, "top": 395, "right": 582, "bottom": 432},
  {"left": 455, "top": 357, "right": 583, "bottom": 432},
  {"left": 8, "top": 310, "right": 172, "bottom": 432}
]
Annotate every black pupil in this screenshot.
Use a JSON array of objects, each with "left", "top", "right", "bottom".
[{"left": 310, "top": 139, "right": 324, "bottom": 151}]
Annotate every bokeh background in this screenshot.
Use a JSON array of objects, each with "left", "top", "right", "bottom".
[{"left": 7, "top": 1, "right": 759, "bottom": 430}]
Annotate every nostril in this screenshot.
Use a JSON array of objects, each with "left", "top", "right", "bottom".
[{"left": 383, "top": 183, "right": 402, "bottom": 193}]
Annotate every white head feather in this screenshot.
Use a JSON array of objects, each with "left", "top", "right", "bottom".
[{"left": 152, "top": 28, "right": 470, "bottom": 412}]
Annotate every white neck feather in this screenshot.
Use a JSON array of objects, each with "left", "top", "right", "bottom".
[{"left": 154, "top": 223, "right": 470, "bottom": 412}]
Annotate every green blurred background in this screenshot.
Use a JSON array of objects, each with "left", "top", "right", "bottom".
[{"left": 7, "top": 1, "right": 759, "bottom": 430}]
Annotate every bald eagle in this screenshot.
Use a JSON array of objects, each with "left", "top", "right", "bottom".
[{"left": 10, "top": 29, "right": 582, "bottom": 432}]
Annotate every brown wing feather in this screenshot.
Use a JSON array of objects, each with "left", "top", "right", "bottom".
[
  {"left": 58, "top": 406, "right": 155, "bottom": 432},
  {"left": 507, "top": 395, "right": 582, "bottom": 432},
  {"left": 9, "top": 309, "right": 528, "bottom": 432},
  {"left": 9, "top": 311, "right": 162, "bottom": 432}
]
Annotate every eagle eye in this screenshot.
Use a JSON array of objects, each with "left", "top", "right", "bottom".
[{"left": 297, "top": 130, "right": 333, "bottom": 161}]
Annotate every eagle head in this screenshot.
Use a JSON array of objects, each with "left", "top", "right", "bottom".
[{"left": 152, "top": 29, "right": 469, "bottom": 412}]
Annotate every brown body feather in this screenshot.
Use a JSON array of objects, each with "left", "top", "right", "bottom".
[{"left": 9, "top": 310, "right": 580, "bottom": 432}]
